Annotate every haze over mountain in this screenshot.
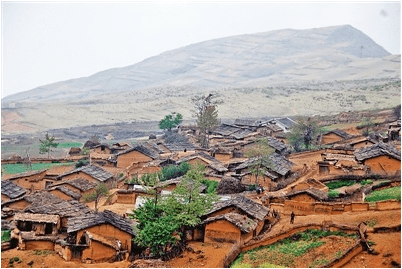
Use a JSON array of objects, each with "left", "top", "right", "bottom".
[{"left": 2, "top": 25, "right": 400, "bottom": 133}]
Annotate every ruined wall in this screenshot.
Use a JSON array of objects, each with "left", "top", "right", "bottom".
[
  {"left": 92, "top": 147, "right": 112, "bottom": 154},
  {"left": 321, "top": 133, "right": 344, "bottom": 145},
  {"left": 76, "top": 223, "right": 133, "bottom": 252},
  {"left": 241, "top": 174, "right": 271, "bottom": 189},
  {"left": 240, "top": 230, "right": 253, "bottom": 245},
  {"left": 364, "top": 156, "right": 401, "bottom": 175},
  {"left": 204, "top": 220, "right": 241, "bottom": 244},
  {"left": 116, "top": 192, "right": 137, "bottom": 204},
  {"left": 54, "top": 243, "right": 72, "bottom": 261},
  {"left": 82, "top": 240, "right": 116, "bottom": 261},
  {"left": 117, "top": 150, "right": 152, "bottom": 168}
]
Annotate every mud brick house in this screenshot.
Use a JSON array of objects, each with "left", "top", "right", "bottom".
[
  {"left": 177, "top": 151, "right": 228, "bottom": 176},
  {"left": 286, "top": 188, "right": 329, "bottom": 203},
  {"left": 15, "top": 213, "right": 60, "bottom": 236},
  {"left": 48, "top": 185, "right": 82, "bottom": 201},
  {"left": 201, "top": 196, "right": 270, "bottom": 244},
  {"left": 7, "top": 170, "right": 48, "bottom": 193},
  {"left": 56, "top": 165, "right": 115, "bottom": 188},
  {"left": 49, "top": 178, "right": 97, "bottom": 197},
  {"left": 211, "top": 147, "right": 234, "bottom": 162},
  {"left": 388, "top": 120, "right": 401, "bottom": 141},
  {"left": 234, "top": 153, "right": 294, "bottom": 188},
  {"left": 115, "top": 144, "right": 160, "bottom": 169},
  {"left": 334, "top": 136, "right": 376, "bottom": 150},
  {"left": 64, "top": 210, "right": 135, "bottom": 261},
  {"left": 161, "top": 141, "right": 197, "bottom": 153},
  {"left": 1, "top": 180, "right": 27, "bottom": 202},
  {"left": 320, "top": 129, "right": 353, "bottom": 145},
  {"left": 354, "top": 142, "right": 401, "bottom": 175}
]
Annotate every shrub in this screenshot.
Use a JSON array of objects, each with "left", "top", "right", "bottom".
[
  {"left": 1, "top": 230, "right": 11, "bottom": 243},
  {"left": 328, "top": 190, "right": 339, "bottom": 198},
  {"left": 202, "top": 179, "right": 219, "bottom": 194},
  {"left": 360, "top": 179, "right": 373, "bottom": 186},
  {"left": 75, "top": 159, "right": 89, "bottom": 168},
  {"left": 325, "top": 180, "right": 355, "bottom": 190},
  {"left": 125, "top": 175, "right": 140, "bottom": 185},
  {"left": 160, "top": 162, "right": 190, "bottom": 181}
]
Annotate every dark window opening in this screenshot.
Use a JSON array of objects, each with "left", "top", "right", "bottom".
[
  {"left": 18, "top": 221, "right": 33, "bottom": 231},
  {"left": 45, "top": 223, "right": 53, "bottom": 234}
]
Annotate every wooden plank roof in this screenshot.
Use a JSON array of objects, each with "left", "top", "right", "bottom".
[
  {"left": 354, "top": 142, "right": 401, "bottom": 162},
  {"left": 1, "top": 180, "right": 27, "bottom": 199},
  {"left": 14, "top": 212, "right": 59, "bottom": 224}
]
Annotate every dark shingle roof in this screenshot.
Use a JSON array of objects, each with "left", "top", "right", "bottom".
[
  {"left": 67, "top": 210, "right": 135, "bottom": 236},
  {"left": 276, "top": 117, "right": 298, "bottom": 129},
  {"left": 163, "top": 142, "right": 197, "bottom": 152},
  {"left": 233, "top": 119, "right": 262, "bottom": 127},
  {"left": 286, "top": 188, "right": 328, "bottom": 201},
  {"left": 117, "top": 144, "right": 160, "bottom": 159},
  {"left": 205, "top": 196, "right": 269, "bottom": 221},
  {"left": 230, "top": 129, "right": 256, "bottom": 140},
  {"left": 202, "top": 212, "right": 258, "bottom": 233},
  {"left": 177, "top": 151, "right": 219, "bottom": 165},
  {"left": 57, "top": 165, "right": 114, "bottom": 182},
  {"left": 213, "top": 124, "right": 241, "bottom": 136},
  {"left": 235, "top": 153, "right": 293, "bottom": 176},
  {"left": 354, "top": 142, "right": 401, "bottom": 162},
  {"left": 1, "top": 180, "right": 27, "bottom": 199},
  {"left": 51, "top": 186, "right": 82, "bottom": 200},
  {"left": 266, "top": 137, "right": 287, "bottom": 152}
]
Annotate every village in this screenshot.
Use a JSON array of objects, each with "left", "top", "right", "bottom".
[{"left": 1, "top": 103, "right": 401, "bottom": 268}]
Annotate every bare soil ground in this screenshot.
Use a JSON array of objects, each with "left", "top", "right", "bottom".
[
  {"left": 1, "top": 111, "right": 36, "bottom": 134},
  {"left": 0, "top": 249, "right": 131, "bottom": 268}
]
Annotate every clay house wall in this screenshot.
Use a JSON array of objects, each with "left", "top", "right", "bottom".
[
  {"left": 116, "top": 191, "right": 137, "bottom": 204},
  {"left": 76, "top": 223, "right": 133, "bottom": 253},
  {"left": 204, "top": 220, "right": 241, "bottom": 244},
  {"left": 116, "top": 150, "right": 153, "bottom": 169},
  {"left": 364, "top": 155, "right": 401, "bottom": 175},
  {"left": 140, "top": 166, "right": 162, "bottom": 174},
  {"left": 61, "top": 172, "right": 100, "bottom": 185},
  {"left": 23, "top": 240, "right": 55, "bottom": 251},
  {"left": 205, "top": 175, "right": 223, "bottom": 182},
  {"left": 9, "top": 170, "right": 47, "bottom": 192},
  {"left": 82, "top": 239, "right": 117, "bottom": 261},
  {"left": 187, "top": 157, "right": 209, "bottom": 167},
  {"left": 288, "top": 193, "right": 318, "bottom": 203},
  {"left": 352, "top": 140, "right": 375, "bottom": 149},
  {"left": 5, "top": 199, "right": 31, "bottom": 211},
  {"left": 321, "top": 133, "right": 345, "bottom": 145},
  {"left": 92, "top": 145, "right": 113, "bottom": 155},
  {"left": 241, "top": 174, "right": 272, "bottom": 190}
]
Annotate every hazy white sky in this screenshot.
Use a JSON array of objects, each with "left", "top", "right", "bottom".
[{"left": 1, "top": 1, "right": 400, "bottom": 98}]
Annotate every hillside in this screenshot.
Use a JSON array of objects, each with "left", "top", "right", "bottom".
[{"left": 1, "top": 25, "right": 400, "bottom": 133}]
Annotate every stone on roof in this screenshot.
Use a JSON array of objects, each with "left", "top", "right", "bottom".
[
  {"left": 1, "top": 180, "right": 27, "bottom": 199},
  {"left": 202, "top": 212, "right": 258, "bottom": 233},
  {"left": 67, "top": 209, "right": 135, "bottom": 236},
  {"left": 354, "top": 142, "right": 401, "bottom": 162},
  {"left": 14, "top": 213, "right": 59, "bottom": 224},
  {"left": 206, "top": 196, "right": 269, "bottom": 221},
  {"left": 57, "top": 165, "right": 114, "bottom": 182}
]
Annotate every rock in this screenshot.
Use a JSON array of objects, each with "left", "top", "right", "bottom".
[
  {"left": 383, "top": 252, "right": 393, "bottom": 257},
  {"left": 391, "top": 261, "right": 401, "bottom": 268},
  {"left": 27, "top": 261, "right": 33, "bottom": 266},
  {"left": 197, "top": 254, "right": 205, "bottom": 260}
]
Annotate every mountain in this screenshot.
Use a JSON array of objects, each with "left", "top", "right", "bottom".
[{"left": 2, "top": 25, "right": 400, "bottom": 132}]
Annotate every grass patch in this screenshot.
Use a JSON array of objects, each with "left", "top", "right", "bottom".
[
  {"left": 360, "top": 179, "right": 373, "bottom": 186},
  {"left": 2, "top": 162, "right": 74, "bottom": 175},
  {"left": 57, "top": 142, "right": 82, "bottom": 148},
  {"left": 328, "top": 190, "right": 339, "bottom": 198},
  {"left": 365, "top": 186, "right": 401, "bottom": 202},
  {"left": 202, "top": 179, "right": 219, "bottom": 194},
  {"left": 1, "top": 230, "right": 11, "bottom": 243},
  {"left": 365, "top": 219, "right": 377, "bottom": 228},
  {"left": 309, "top": 257, "right": 330, "bottom": 268},
  {"left": 33, "top": 250, "right": 52, "bottom": 256},
  {"left": 325, "top": 180, "right": 355, "bottom": 190}
]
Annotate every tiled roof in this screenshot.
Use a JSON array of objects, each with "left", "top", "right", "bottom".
[
  {"left": 7, "top": 170, "right": 46, "bottom": 181},
  {"left": 235, "top": 153, "right": 293, "bottom": 176},
  {"left": 233, "top": 119, "right": 262, "bottom": 127},
  {"left": 205, "top": 196, "right": 269, "bottom": 221},
  {"left": 67, "top": 210, "right": 135, "bottom": 236},
  {"left": 202, "top": 212, "right": 258, "bottom": 233},
  {"left": 52, "top": 186, "right": 82, "bottom": 200},
  {"left": 354, "top": 142, "right": 401, "bottom": 162},
  {"left": 1, "top": 180, "right": 27, "bottom": 199},
  {"left": 230, "top": 129, "right": 256, "bottom": 140},
  {"left": 276, "top": 117, "right": 298, "bottom": 129},
  {"left": 163, "top": 142, "right": 197, "bottom": 152},
  {"left": 177, "top": 151, "right": 219, "bottom": 165},
  {"left": 117, "top": 144, "right": 160, "bottom": 159},
  {"left": 266, "top": 137, "right": 287, "bottom": 152},
  {"left": 213, "top": 124, "right": 241, "bottom": 136},
  {"left": 14, "top": 213, "right": 60, "bottom": 224},
  {"left": 57, "top": 165, "right": 114, "bottom": 182}
]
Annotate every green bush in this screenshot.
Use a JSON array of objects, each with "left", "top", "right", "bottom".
[
  {"left": 360, "top": 179, "right": 373, "bottom": 186},
  {"left": 202, "top": 179, "right": 219, "bottom": 194},
  {"left": 160, "top": 162, "right": 190, "bottom": 181},
  {"left": 259, "top": 262, "right": 285, "bottom": 268},
  {"left": 231, "top": 263, "right": 253, "bottom": 268},
  {"left": 125, "top": 175, "right": 140, "bottom": 185},
  {"left": 328, "top": 190, "right": 339, "bottom": 198},
  {"left": 1, "top": 230, "right": 11, "bottom": 243}
]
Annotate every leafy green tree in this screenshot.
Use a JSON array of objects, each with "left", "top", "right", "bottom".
[
  {"left": 159, "top": 112, "right": 183, "bottom": 132},
  {"left": 39, "top": 133, "right": 59, "bottom": 159},
  {"left": 130, "top": 165, "right": 217, "bottom": 256},
  {"left": 286, "top": 118, "right": 322, "bottom": 152},
  {"left": 82, "top": 183, "right": 110, "bottom": 212},
  {"left": 244, "top": 138, "right": 275, "bottom": 187},
  {"left": 192, "top": 94, "right": 222, "bottom": 148}
]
